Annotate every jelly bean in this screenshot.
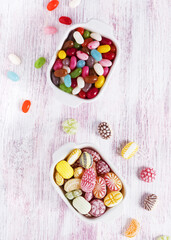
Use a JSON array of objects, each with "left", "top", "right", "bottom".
[
  {"left": 87, "top": 87, "right": 99, "bottom": 99},
  {"left": 54, "top": 171, "right": 64, "bottom": 186},
  {"left": 63, "top": 66, "right": 71, "bottom": 73},
  {"left": 86, "top": 56, "right": 95, "bottom": 68},
  {"left": 125, "top": 219, "right": 140, "bottom": 238},
  {"left": 64, "top": 178, "right": 81, "bottom": 192},
  {"left": 53, "top": 59, "right": 63, "bottom": 70},
  {"left": 84, "top": 75, "right": 98, "bottom": 84},
  {"left": 70, "top": 56, "right": 77, "bottom": 70},
  {"left": 67, "top": 149, "right": 82, "bottom": 165},
  {"left": 91, "top": 49, "right": 102, "bottom": 61},
  {"left": 77, "top": 60, "right": 85, "bottom": 68},
  {"left": 44, "top": 26, "right": 57, "bottom": 35},
  {"left": 70, "top": 68, "right": 82, "bottom": 78},
  {"left": 99, "top": 59, "right": 112, "bottom": 67},
  {"left": 74, "top": 42, "right": 81, "bottom": 49},
  {"left": 97, "top": 45, "right": 111, "bottom": 53},
  {"left": 77, "top": 77, "right": 85, "bottom": 88},
  {"left": 100, "top": 37, "right": 112, "bottom": 45},
  {"left": 73, "top": 31, "right": 84, "bottom": 44},
  {"left": 79, "top": 90, "right": 86, "bottom": 99},
  {"left": 62, "top": 58, "right": 70, "bottom": 66},
  {"left": 71, "top": 78, "right": 77, "bottom": 88},
  {"left": 103, "top": 67, "right": 109, "bottom": 77},
  {"left": 62, "top": 40, "right": 74, "bottom": 50},
  {"left": 54, "top": 69, "right": 68, "bottom": 77},
  {"left": 56, "top": 160, "right": 74, "bottom": 179},
  {"left": 89, "top": 199, "right": 106, "bottom": 217},
  {"left": 102, "top": 51, "right": 115, "bottom": 60},
  {"left": 64, "top": 74, "right": 71, "bottom": 87},
  {"left": 69, "top": 0, "right": 81, "bottom": 8},
  {"left": 87, "top": 41, "right": 100, "bottom": 50},
  {"left": 67, "top": 30, "right": 74, "bottom": 41},
  {"left": 59, "top": 16, "right": 72, "bottom": 25},
  {"left": 8, "top": 54, "right": 21, "bottom": 65},
  {"left": 51, "top": 72, "right": 60, "bottom": 86},
  {"left": 90, "top": 32, "right": 102, "bottom": 41},
  {"left": 95, "top": 76, "right": 105, "bottom": 88},
  {"left": 72, "top": 196, "right": 91, "bottom": 215},
  {"left": 110, "top": 44, "right": 116, "bottom": 53},
  {"left": 104, "top": 191, "right": 123, "bottom": 207},
  {"left": 94, "top": 63, "right": 104, "bottom": 76},
  {"left": 121, "top": 142, "right": 139, "bottom": 159},
  {"left": 66, "top": 47, "right": 76, "bottom": 57},
  {"left": 82, "top": 66, "right": 89, "bottom": 78},
  {"left": 104, "top": 172, "right": 122, "bottom": 191},
  {"left": 89, "top": 68, "right": 96, "bottom": 76},
  {"left": 59, "top": 83, "right": 72, "bottom": 93},
  {"left": 34, "top": 57, "right": 46, "bottom": 68},
  {"left": 72, "top": 86, "right": 81, "bottom": 95},
  {"left": 62, "top": 118, "right": 78, "bottom": 134},
  {"left": 82, "top": 82, "right": 92, "bottom": 92},
  {"left": 7, "top": 71, "right": 19, "bottom": 82},
  {"left": 83, "top": 30, "right": 90, "bottom": 39},
  {"left": 76, "top": 51, "right": 88, "bottom": 60},
  {"left": 76, "top": 27, "right": 84, "bottom": 35},
  {"left": 74, "top": 167, "right": 84, "bottom": 178},
  {"left": 82, "top": 38, "right": 92, "bottom": 47},
  {"left": 22, "top": 100, "right": 31, "bottom": 113},
  {"left": 81, "top": 47, "right": 90, "bottom": 55},
  {"left": 47, "top": 0, "right": 59, "bottom": 11},
  {"left": 81, "top": 168, "right": 96, "bottom": 192}
]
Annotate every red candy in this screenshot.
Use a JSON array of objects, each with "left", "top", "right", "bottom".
[
  {"left": 82, "top": 148, "right": 101, "bottom": 162},
  {"left": 87, "top": 87, "right": 99, "bottom": 99},
  {"left": 71, "top": 78, "right": 77, "bottom": 88},
  {"left": 140, "top": 168, "right": 156, "bottom": 183},
  {"left": 76, "top": 27, "right": 84, "bottom": 35},
  {"left": 102, "top": 51, "right": 115, "bottom": 60},
  {"left": 59, "top": 16, "right": 72, "bottom": 25},
  {"left": 93, "top": 177, "right": 106, "bottom": 199},
  {"left": 53, "top": 59, "right": 63, "bottom": 70},
  {"left": 110, "top": 44, "right": 116, "bottom": 53},
  {"left": 96, "top": 160, "right": 110, "bottom": 175},
  {"left": 79, "top": 90, "right": 86, "bottom": 99},
  {"left": 22, "top": 100, "right": 31, "bottom": 113},
  {"left": 100, "top": 37, "right": 112, "bottom": 45},
  {"left": 84, "top": 192, "right": 93, "bottom": 202},
  {"left": 66, "top": 48, "right": 76, "bottom": 57},
  {"left": 89, "top": 199, "right": 106, "bottom": 217},
  {"left": 81, "top": 168, "right": 96, "bottom": 192},
  {"left": 47, "top": 0, "right": 59, "bottom": 11},
  {"left": 82, "top": 38, "right": 92, "bottom": 47}
]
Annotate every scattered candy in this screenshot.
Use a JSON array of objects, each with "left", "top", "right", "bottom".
[
  {"left": 121, "top": 142, "right": 139, "bottom": 159},
  {"left": 56, "top": 160, "right": 74, "bottom": 179},
  {"left": 98, "top": 122, "right": 112, "bottom": 139},
  {"left": 7, "top": 71, "right": 19, "bottom": 82},
  {"left": 81, "top": 168, "right": 96, "bottom": 192},
  {"left": 34, "top": 57, "right": 46, "bottom": 69},
  {"left": 69, "top": 0, "right": 81, "bottom": 8},
  {"left": 67, "top": 149, "right": 82, "bottom": 165},
  {"left": 47, "top": 0, "right": 59, "bottom": 11},
  {"left": 157, "top": 236, "right": 171, "bottom": 240},
  {"left": 93, "top": 177, "right": 106, "bottom": 199},
  {"left": 73, "top": 196, "right": 91, "bottom": 214},
  {"left": 140, "top": 168, "right": 156, "bottom": 183},
  {"left": 84, "top": 192, "right": 93, "bottom": 202},
  {"left": 44, "top": 26, "right": 57, "bottom": 35},
  {"left": 125, "top": 219, "right": 140, "bottom": 238},
  {"left": 89, "top": 199, "right": 106, "bottom": 217},
  {"left": 104, "top": 191, "right": 123, "bottom": 207},
  {"left": 62, "top": 119, "right": 78, "bottom": 135},
  {"left": 104, "top": 172, "right": 122, "bottom": 191},
  {"left": 54, "top": 172, "right": 64, "bottom": 186},
  {"left": 79, "top": 152, "right": 93, "bottom": 169},
  {"left": 22, "top": 100, "right": 31, "bottom": 113},
  {"left": 144, "top": 194, "right": 158, "bottom": 211},
  {"left": 82, "top": 148, "right": 101, "bottom": 162},
  {"left": 96, "top": 160, "right": 110, "bottom": 175},
  {"left": 59, "top": 16, "right": 72, "bottom": 25},
  {"left": 74, "top": 167, "right": 84, "bottom": 178},
  {"left": 64, "top": 178, "right": 81, "bottom": 192},
  {"left": 8, "top": 54, "right": 21, "bottom": 65}
]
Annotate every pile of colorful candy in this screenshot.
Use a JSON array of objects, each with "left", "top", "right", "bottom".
[
  {"left": 54, "top": 148, "right": 123, "bottom": 218},
  {"left": 51, "top": 28, "right": 116, "bottom": 99}
]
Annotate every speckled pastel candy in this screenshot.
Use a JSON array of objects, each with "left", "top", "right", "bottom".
[
  {"left": 54, "top": 171, "right": 64, "bottom": 186},
  {"left": 104, "top": 172, "right": 122, "bottom": 191},
  {"left": 104, "top": 191, "right": 123, "bottom": 207},
  {"left": 89, "top": 199, "right": 106, "bottom": 217},
  {"left": 157, "top": 236, "right": 171, "bottom": 240},
  {"left": 67, "top": 149, "right": 82, "bottom": 165},
  {"left": 121, "top": 142, "right": 139, "bottom": 159},
  {"left": 96, "top": 160, "right": 110, "bottom": 175},
  {"left": 140, "top": 168, "right": 156, "bottom": 183},
  {"left": 56, "top": 160, "right": 74, "bottom": 179},
  {"left": 93, "top": 177, "right": 106, "bottom": 199},
  {"left": 81, "top": 168, "right": 96, "bottom": 192},
  {"left": 125, "top": 219, "right": 140, "bottom": 238},
  {"left": 64, "top": 178, "right": 81, "bottom": 192},
  {"left": 84, "top": 192, "right": 93, "bottom": 202},
  {"left": 62, "top": 119, "right": 78, "bottom": 135},
  {"left": 79, "top": 152, "right": 93, "bottom": 169},
  {"left": 72, "top": 196, "right": 91, "bottom": 215},
  {"left": 82, "top": 148, "right": 101, "bottom": 162},
  {"left": 74, "top": 167, "right": 84, "bottom": 178}
]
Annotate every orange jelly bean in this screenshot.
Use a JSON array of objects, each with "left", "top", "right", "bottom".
[
  {"left": 47, "top": 0, "right": 59, "bottom": 11},
  {"left": 22, "top": 100, "right": 31, "bottom": 113}
]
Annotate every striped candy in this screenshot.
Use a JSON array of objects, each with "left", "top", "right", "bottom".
[
  {"left": 125, "top": 219, "right": 140, "bottom": 238},
  {"left": 144, "top": 194, "right": 158, "bottom": 211},
  {"left": 64, "top": 178, "right": 81, "bottom": 192},
  {"left": 67, "top": 149, "right": 82, "bottom": 165},
  {"left": 121, "top": 142, "right": 139, "bottom": 159},
  {"left": 81, "top": 168, "right": 96, "bottom": 192},
  {"left": 104, "top": 191, "right": 123, "bottom": 207},
  {"left": 56, "top": 160, "right": 74, "bottom": 179},
  {"left": 72, "top": 196, "right": 91, "bottom": 215},
  {"left": 82, "top": 148, "right": 101, "bottom": 162},
  {"left": 104, "top": 172, "right": 122, "bottom": 191},
  {"left": 54, "top": 171, "right": 64, "bottom": 186},
  {"left": 79, "top": 152, "right": 93, "bottom": 169},
  {"left": 93, "top": 177, "right": 106, "bottom": 199}
]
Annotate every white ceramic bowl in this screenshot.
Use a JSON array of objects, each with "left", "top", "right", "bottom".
[
  {"left": 47, "top": 19, "right": 120, "bottom": 107},
  {"left": 50, "top": 142, "right": 128, "bottom": 223}
]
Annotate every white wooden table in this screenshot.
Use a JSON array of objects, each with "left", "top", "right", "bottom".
[{"left": 0, "top": 0, "right": 171, "bottom": 239}]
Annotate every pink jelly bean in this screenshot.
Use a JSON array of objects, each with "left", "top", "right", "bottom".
[
  {"left": 44, "top": 26, "right": 57, "bottom": 35},
  {"left": 82, "top": 66, "right": 89, "bottom": 78},
  {"left": 53, "top": 59, "right": 63, "bottom": 70},
  {"left": 70, "top": 56, "right": 77, "bottom": 70},
  {"left": 103, "top": 67, "right": 109, "bottom": 77},
  {"left": 87, "top": 41, "right": 100, "bottom": 50},
  {"left": 66, "top": 48, "right": 76, "bottom": 57},
  {"left": 76, "top": 51, "right": 89, "bottom": 60},
  {"left": 99, "top": 59, "right": 112, "bottom": 67}
]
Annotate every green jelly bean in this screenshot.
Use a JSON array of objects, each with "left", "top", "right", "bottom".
[
  {"left": 74, "top": 42, "right": 81, "bottom": 49},
  {"left": 70, "top": 68, "right": 82, "bottom": 78},
  {"left": 34, "top": 57, "right": 46, "bottom": 69},
  {"left": 59, "top": 83, "right": 72, "bottom": 93},
  {"left": 83, "top": 30, "right": 90, "bottom": 39}
]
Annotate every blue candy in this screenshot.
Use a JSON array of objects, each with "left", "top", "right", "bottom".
[
  {"left": 91, "top": 49, "right": 102, "bottom": 62},
  {"left": 64, "top": 74, "right": 71, "bottom": 88},
  {"left": 77, "top": 60, "right": 85, "bottom": 68},
  {"left": 7, "top": 71, "right": 19, "bottom": 82}
]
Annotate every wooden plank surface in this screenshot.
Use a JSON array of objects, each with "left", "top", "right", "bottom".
[{"left": 0, "top": 0, "right": 170, "bottom": 239}]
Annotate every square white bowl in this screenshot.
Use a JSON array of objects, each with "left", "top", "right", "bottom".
[
  {"left": 47, "top": 19, "right": 120, "bottom": 107},
  {"left": 50, "top": 142, "right": 128, "bottom": 223}
]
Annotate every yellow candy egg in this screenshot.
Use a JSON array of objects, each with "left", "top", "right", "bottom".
[
  {"left": 58, "top": 50, "right": 66, "bottom": 59},
  {"left": 54, "top": 171, "right": 64, "bottom": 186},
  {"left": 104, "top": 191, "right": 123, "bottom": 207},
  {"left": 121, "top": 142, "right": 139, "bottom": 159},
  {"left": 74, "top": 167, "right": 84, "bottom": 178},
  {"left": 67, "top": 149, "right": 82, "bottom": 165},
  {"left": 95, "top": 76, "right": 105, "bottom": 88},
  {"left": 97, "top": 45, "right": 111, "bottom": 53},
  {"left": 64, "top": 178, "right": 81, "bottom": 192},
  {"left": 56, "top": 160, "right": 74, "bottom": 179}
]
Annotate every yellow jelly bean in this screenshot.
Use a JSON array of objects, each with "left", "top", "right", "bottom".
[
  {"left": 58, "top": 50, "right": 66, "bottom": 59},
  {"left": 97, "top": 45, "right": 111, "bottom": 53},
  {"left": 104, "top": 191, "right": 123, "bottom": 207},
  {"left": 74, "top": 167, "right": 84, "bottom": 178},
  {"left": 95, "top": 76, "right": 105, "bottom": 88},
  {"left": 64, "top": 178, "right": 81, "bottom": 192},
  {"left": 56, "top": 160, "right": 74, "bottom": 179},
  {"left": 67, "top": 149, "right": 82, "bottom": 165},
  {"left": 54, "top": 171, "right": 64, "bottom": 186},
  {"left": 121, "top": 142, "right": 139, "bottom": 159}
]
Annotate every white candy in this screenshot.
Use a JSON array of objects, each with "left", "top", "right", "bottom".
[
  {"left": 8, "top": 54, "right": 21, "bottom": 65},
  {"left": 94, "top": 63, "right": 104, "bottom": 76},
  {"left": 72, "top": 86, "right": 81, "bottom": 95},
  {"left": 73, "top": 31, "right": 84, "bottom": 44},
  {"left": 72, "top": 196, "right": 91, "bottom": 215},
  {"left": 60, "top": 77, "right": 64, "bottom": 83},
  {"left": 63, "top": 66, "right": 71, "bottom": 73},
  {"left": 90, "top": 32, "right": 102, "bottom": 41},
  {"left": 77, "top": 77, "right": 85, "bottom": 89},
  {"left": 69, "top": 0, "right": 81, "bottom": 8}
]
